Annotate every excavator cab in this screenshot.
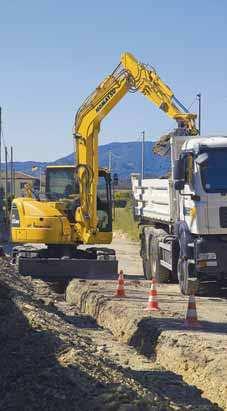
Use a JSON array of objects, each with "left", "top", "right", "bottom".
[
  {"left": 45, "top": 165, "right": 112, "bottom": 233},
  {"left": 97, "top": 168, "right": 112, "bottom": 233},
  {"left": 45, "top": 165, "right": 79, "bottom": 200}
]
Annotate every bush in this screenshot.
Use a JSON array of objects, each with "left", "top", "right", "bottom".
[
  {"left": 113, "top": 200, "right": 139, "bottom": 241},
  {"left": 114, "top": 190, "right": 131, "bottom": 201}
]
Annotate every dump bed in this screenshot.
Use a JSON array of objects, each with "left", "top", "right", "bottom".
[{"left": 131, "top": 174, "right": 173, "bottom": 224}]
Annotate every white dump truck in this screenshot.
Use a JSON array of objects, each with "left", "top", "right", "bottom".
[{"left": 131, "top": 134, "right": 227, "bottom": 294}]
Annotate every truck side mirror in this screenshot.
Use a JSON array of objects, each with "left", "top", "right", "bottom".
[
  {"left": 174, "top": 180, "right": 185, "bottom": 190},
  {"left": 195, "top": 152, "right": 208, "bottom": 165},
  {"left": 173, "top": 158, "right": 186, "bottom": 191},
  {"left": 113, "top": 173, "right": 118, "bottom": 186}
]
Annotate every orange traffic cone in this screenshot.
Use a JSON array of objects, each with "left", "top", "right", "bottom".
[
  {"left": 184, "top": 294, "right": 199, "bottom": 328},
  {"left": 115, "top": 270, "right": 126, "bottom": 297},
  {"left": 145, "top": 278, "right": 159, "bottom": 311}
]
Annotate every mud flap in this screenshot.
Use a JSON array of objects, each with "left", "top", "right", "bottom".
[{"left": 187, "top": 277, "right": 199, "bottom": 294}]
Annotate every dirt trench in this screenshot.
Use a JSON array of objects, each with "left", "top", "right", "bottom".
[
  {"left": 66, "top": 279, "right": 227, "bottom": 410},
  {"left": 0, "top": 257, "right": 220, "bottom": 410}
]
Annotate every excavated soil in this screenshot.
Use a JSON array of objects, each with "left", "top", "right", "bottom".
[
  {"left": 0, "top": 256, "right": 220, "bottom": 411},
  {"left": 66, "top": 279, "right": 227, "bottom": 410}
]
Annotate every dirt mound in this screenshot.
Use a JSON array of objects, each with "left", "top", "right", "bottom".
[
  {"left": 152, "top": 133, "right": 173, "bottom": 156},
  {"left": 0, "top": 259, "right": 217, "bottom": 410}
]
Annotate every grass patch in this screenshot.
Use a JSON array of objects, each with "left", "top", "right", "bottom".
[
  {"left": 113, "top": 201, "right": 139, "bottom": 241},
  {"left": 114, "top": 190, "right": 131, "bottom": 201}
]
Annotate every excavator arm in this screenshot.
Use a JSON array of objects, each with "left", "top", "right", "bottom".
[
  {"left": 74, "top": 52, "right": 198, "bottom": 242},
  {"left": 74, "top": 63, "right": 132, "bottom": 242},
  {"left": 121, "top": 53, "right": 197, "bottom": 134}
]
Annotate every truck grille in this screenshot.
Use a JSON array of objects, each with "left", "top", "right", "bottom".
[{"left": 219, "top": 207, "right": 227, "bottom": 228}]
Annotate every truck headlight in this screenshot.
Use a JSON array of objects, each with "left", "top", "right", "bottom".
[
  {"left": 197, "top": 252, "right": 216, "bottom": 261},
  {"left": 198, "top": 260, "right": 218, "bottom": 268}
]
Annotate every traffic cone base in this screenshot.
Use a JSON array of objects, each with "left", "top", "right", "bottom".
[
  {"left": 184, "top": 294, "right": 199, "bottom": 328},
  {"left": 116, "top": 290, "right": 125, "bottom": 297},
  {"left": 145, "top": 305, "right": 159, "bottom": 311},
  {"left": 115, "top": 270, "right": 126, "bottom": 297},
  {"left": 184, "top": 319, "right": 200, "bottom": 328},
  {"left": 145, "top": 278, "right": 160, "bottom": 311}
]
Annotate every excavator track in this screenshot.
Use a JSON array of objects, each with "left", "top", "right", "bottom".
[{"left": 13, "top": 246, "right": 118, "bottom": 281}]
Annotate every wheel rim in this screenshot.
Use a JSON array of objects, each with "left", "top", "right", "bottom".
[
  {"left": 143, "top": 259, "right": 147, "bottom": 277},
  {"left": 152, "top": 257, "right": 157, "bottom": 277},
  {"left": 178, "top": 260, "right": 189, "bottom": 294},
  {"left": 178, "top": 260, "right": 185, "bottom": 293},
  {"left": 143, "top": 259, "right": 150, "bottom": 279},
  {"left": 151, "top": 238, "right": 158, "bottom": 279}
]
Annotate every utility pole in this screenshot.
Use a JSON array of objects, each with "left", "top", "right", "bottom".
[
  {"left": 141, "top": 130, "right": 145, "bottom": 180},
  {"left": 197, "top": 93, "right": 201, "bottom": 135},
  {"left": 39, "top": 167, "right": 42, "bottom": 192},
  {"left": 0, "top": 107, "right": 2, "bottom": 189},
  {"left": 108, "top": 150, "right": 112, "bottom": 172},
  {"left": 13, "top": 168, "right": 16, "bottom": 197},
  {"left": 10, "top": 146, "right": 13, "bottom": 198},
  {"left": 5, "top": 147, "right": 8, "bottom": 220}
]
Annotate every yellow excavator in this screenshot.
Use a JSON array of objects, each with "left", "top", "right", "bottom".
[{"left": 11, "top": 52, "right": 198, "bottom": 280}]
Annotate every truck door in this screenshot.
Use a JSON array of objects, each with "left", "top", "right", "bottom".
[
  {"left": 180, "top": 154, "right": 208, "bottom": 234},
  {"left": 200, "top": 148, "right": 227, "bottom": 234}
]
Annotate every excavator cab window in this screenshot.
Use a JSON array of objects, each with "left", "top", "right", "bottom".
[
  {"left": 46, "top": 167, "right": 79, "bottom": 200},
  {"left": 97, "top": 170, "right": 112, "bottom": 232}
]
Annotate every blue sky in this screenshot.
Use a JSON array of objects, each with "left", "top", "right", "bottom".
[{"left": 0, "top": 0, "right": 227, "bottom": 161}]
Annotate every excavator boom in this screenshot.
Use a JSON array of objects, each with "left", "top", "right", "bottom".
[{"left": 74, "top": 52, "right": 198, "bottom": 243}]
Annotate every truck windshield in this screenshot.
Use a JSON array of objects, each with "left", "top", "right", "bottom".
[{"left": 200, "top": 148, "right": 227, "bottom": 193}]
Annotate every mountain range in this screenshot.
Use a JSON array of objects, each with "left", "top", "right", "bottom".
[{"left": 7, "top": 141, "right": 170, "bottom": 179}]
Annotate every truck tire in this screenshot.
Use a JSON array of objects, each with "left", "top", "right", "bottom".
[
  {"left": 178, "top": 259, "right": 190, "bottom": 295},
  {"left": 142, "top": 258, "right": 152, "bottom": 280},
  {"left": 170, "top": 238, "right": 179, "bottom": 283},
  {"left": 178, "top": 259, "right": 199, "bottom": 295},
  {"left": 141, "top": 233, "right": 152, "bottom": 280},
  {"left": 149, "top": 230, "right": 170, "bottom": 283}
]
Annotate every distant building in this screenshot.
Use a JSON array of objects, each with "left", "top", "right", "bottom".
[{"left": 0, "top": 172, "right": 40, "bottom": 197}]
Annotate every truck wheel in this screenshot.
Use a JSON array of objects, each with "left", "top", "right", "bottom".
[
  {"left": 178, "top": 259, "right": 190, "bottom": 295},
  {"left": 142, "top": 258, "right": 152, "bottom": 280},
  {"left": 141, "top": 234, "right": 152, "bottom": 280},
  {"left": 150, "top": 235, "right": 170, "bottom": 283},
  {"left": 178, "top": 260, "right": 199, "bottom": 295},
  {"left": 170, "top": 238, "right": 179, "bottom": 283}
]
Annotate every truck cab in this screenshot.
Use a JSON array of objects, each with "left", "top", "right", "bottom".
[
  {"left": 174, "top": 136, "right": 227, "bottom": 234},
  {"left": 132, "top": 135, "right": 227, "bottom": 295},
  {"left": 173, "top": 135, "right": 227, "bottom": 292}
]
